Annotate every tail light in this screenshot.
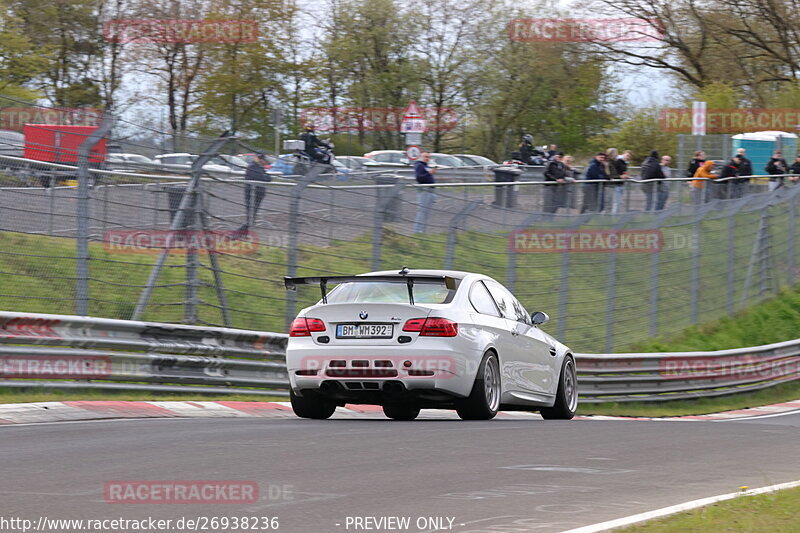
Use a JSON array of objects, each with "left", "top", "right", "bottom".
[
  {"left": 289, "top": 317, "right": 326, "bottom": 337},
  {"left": 402, "top": 317, "right": 458, "bottom": 337}
]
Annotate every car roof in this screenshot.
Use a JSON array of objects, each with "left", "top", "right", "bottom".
[{"left": 155, "top": 153, "right": 193, "bottom": 158}]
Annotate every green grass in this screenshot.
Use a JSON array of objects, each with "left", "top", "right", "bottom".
[
  {"left": 618, "top": 486, "right": 800, "bottom": 532},
  {"left": 579, "top": 379, "right": 800, "bottom": 417},
  {"left": 581, "top": 285, "right": 800, "bottom": 417},
  {"left": 0, "top": 387, "right": 286, "bottom": 404}
]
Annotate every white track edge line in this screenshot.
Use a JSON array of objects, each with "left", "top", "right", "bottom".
[
  {"left": 715, "top": 408, "right": 800, "bottom": 421},
  {"left": 560, "top": 479, "right": 800, "bottom": 533}
]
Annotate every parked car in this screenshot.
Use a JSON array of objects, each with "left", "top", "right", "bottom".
[
  {"left": 284, "top": 268, "right": 577, "bottom": 421},
  {"left": 0, "top": 129, "right": 24, "bottom": 158},
  {"left": 154, "top": 153, "right": 233, "bottom": 176},
  {"left": 454, "top": 154, "right": 499, "bottom": 167},
  {"left": 337, "top": 155, "right": 381, "bottom": 171},
  {"left": 363, "top": 150, "right": 408, "bottom": 166},
  {"left": 237, "top": 153, "right": 277, "bottom": 167},
  {"left": 429, "top": 153, "right": 463, "bottom": 168},
  {"left": 105, "top": 153, "right": 156, "bottom": 171}
]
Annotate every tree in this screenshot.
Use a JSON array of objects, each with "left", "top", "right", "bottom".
[{"left": 0, "top": 3, "right": 47, "bottom": 99}]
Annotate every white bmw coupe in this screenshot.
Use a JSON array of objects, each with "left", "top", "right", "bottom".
[{"left": 284, "top": 268, "right": 577, "bottom": 421}]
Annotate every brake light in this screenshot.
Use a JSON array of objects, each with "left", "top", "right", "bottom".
[
  {"left": 421, "top": 318, "right": 458, "bottom": 337},
  {"left": 402, "top": 318, "right": 427, "bottom": 332},
  {"left": 289, "top": 317, "right": 326, "bottom": 337},
  {"left": 402, "top": 317, "right": 458, "bottom": 337}
]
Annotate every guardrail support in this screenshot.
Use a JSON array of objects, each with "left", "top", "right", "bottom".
[
  {"left": 133, "top": 132, "right": 232, "bottom": 321},
  {"left": 76, "top": 115, "right": 115, "bottom": 316}
]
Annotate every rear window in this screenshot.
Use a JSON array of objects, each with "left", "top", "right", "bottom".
[{"left": 326, "top": 281, "right": 456, "bottom": 304}]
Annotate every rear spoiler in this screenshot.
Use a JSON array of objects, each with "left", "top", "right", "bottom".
[{"left": 283, "top": 274, "right": 457, "bottom": 305}]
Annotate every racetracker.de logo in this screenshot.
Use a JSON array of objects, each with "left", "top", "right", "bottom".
[
  {"left": 509, "top": 18, "right": 664, "bottom": 42},
  {"left": 0, "top": 355, "right": 111, "bottom": 379},
  {"left": 510, "top": 229, "right": 663, "bottom": 253},
  {"left": 103, "top": 230, "right": 258, "bottom": 255},
  {"left": 104, "top": 481, "right": 259, "bottom": 504},
  {"left": 660, "top": 356, "right": 799, "bottom": 380},
  {"left": 103, "top": 19, "right": 259, "bottom": 43}
]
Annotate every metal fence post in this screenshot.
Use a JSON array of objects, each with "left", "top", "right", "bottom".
[
  {"left": 285, "top": 168, "right": 329, "bottom": 329},
  {"left": 76, "top": 115, "right": 114, "bottom": 316},
  {"left": 690, "top": 218, "right": 701, "bottom": 324},
  {"left": 727, "top": 214, "right": 736, "bottom": 314},
  {"left": 184, "top": 187, "right": 199, "bottom": 323},
  {"left": 371, "top": 180, "right": 406, "bottom": 271},
  {"left": 444, "top": 201, "right": 481, "bottom": 270},
  {"left": 788, "top": 194, "right": 796, "bottom": 287},
  {"left": 506, "top": 211, "right": 547, "bottom": 292}
]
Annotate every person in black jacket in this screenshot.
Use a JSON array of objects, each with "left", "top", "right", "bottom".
[
  {"left": 581, "top": 152, "right": 608, "bottom": 213},
  {"left": 640, "top": 151, "right": 665, "bottom": 211},
  {"left": 717, "top": 158, "right": 740, "bottom": 200},
  {"left": 300, "top": 122, "right": 330, "bottom": 162},
  {"left": 543, "top": 152, "right": 567, "bottom": 214},
  {"left": 686, "top": 151, "right": 705, "bottom": 179},
  {"left": 240, "top": 153, "right": 272, "bottom": 231},
  {"left": 790, "top": 155, "right": 800, "bottom": 176},
  {"left": 732, "top": 148, "right": 752, "bottom": 198},
  {"left": 766, "top": 150, "right": 789, "bottom": 191}
]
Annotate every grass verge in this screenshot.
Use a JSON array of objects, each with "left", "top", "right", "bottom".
[
  {"left": 618, "top": 485, "right": 800, "bottom": 532},
  {"left": 578, "top": 379, "right": 800, "bottom": 417}
]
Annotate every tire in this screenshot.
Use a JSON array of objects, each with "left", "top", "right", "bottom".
[
  {"left": 456, "top": 351, "right": 501, "bottom": 420},
  {"left": 290, "top": 388, "right": 336, "bottom": 420},
  {"left": 382, "top": 404, "right": 420, "bottom": 421},
  {"left": 540, "top": 356, "right": 578, "bottom": 420}
]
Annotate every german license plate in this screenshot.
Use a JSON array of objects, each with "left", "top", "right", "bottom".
[{"left": 336, "top": 323, "right": 394, "bottom": 339}]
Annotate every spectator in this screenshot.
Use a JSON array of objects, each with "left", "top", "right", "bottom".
[
  {"left": 640, "top": 150, "right": 665, "bottom": 211},
  {"left": 543, "top": 152, "right": 568, "bottom": 214},
  {"left": 581, "top": 152, "right": 608, "bottom": 213},
  {"left": 239, "top": 152, "right": 272, "bottom": 231},
  {"left": 605, "top": 148, "right": 626, "bottom": 214},
  {"left": 686, "top": 150, "right": 705, "bottom": 179},
  {"left": 717, "top": 157, "right": 741, "bottom": 200},
  {"left": 414, "top": 152, "right": 436, "bottom": 233},
  {"left": 657, "top": 155, "right": 672, "bottom": 210},
  {"left": 692, "top": 160, "right": 716, "bottom": 205},
  {"left": 609, "top": 150, "right": 632, "bottom": 214},
  {"left": 547, "top": 144, "right": 558, "bottom": 160},
  {"left": 563, "top": 154, "right": 579, "bottom": 209},
  {"left": 765, "top": 149, "right": 789, "bottom": 191},
  {"left": 789, "top": 155, "right": 800, "bottom": 183},
  {"left": 733, "top": 148, "right": 752, "bottom": 198},
  {"left": 519, "top": 134, "right": 535, "bottom": 165}
]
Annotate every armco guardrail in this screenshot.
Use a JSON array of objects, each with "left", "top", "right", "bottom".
[
  {"left": 0, "top": 311, "right": 289, "bottom": 396},
  {"left": 575, "top": 339, "right": 800, "bottom": 403},
  {"left": 1, "top": 311, "right": 798, "bottom": 403}
]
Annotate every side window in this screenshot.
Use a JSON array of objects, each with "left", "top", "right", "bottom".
[
  {"left": 469, "top": 281, "right": 501, "bottom": 317},
  {"left": 374, "top": 153, "right": 390, "bottom": 162},
  {"left": 485, "top": 281, "right": 530, "bottom": 323},
  {"left": 484, "top": 281, "right": 517, "bottom": 320},
  {"left": 389, "top": 153, "right": 403, "bottom": 163}
]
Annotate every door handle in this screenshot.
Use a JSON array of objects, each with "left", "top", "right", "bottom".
[{"left": 511, "top": 330, "right": 520, "bottom": 336}]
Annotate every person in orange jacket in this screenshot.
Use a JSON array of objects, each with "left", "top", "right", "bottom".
[{"left": 692, "top": 160, "right": 716, "bottom": 204}]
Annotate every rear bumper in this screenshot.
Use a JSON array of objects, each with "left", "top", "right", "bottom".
[{"left": 286, "top": 341, "right": 482, "bottom": 400}]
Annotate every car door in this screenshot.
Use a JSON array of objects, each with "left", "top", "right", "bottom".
[
  {"left": 466, "top": 281, "right": 512, "bottom": 392},
  {"left": 484, "top": 280, "right": 552, "bottom": 395}
]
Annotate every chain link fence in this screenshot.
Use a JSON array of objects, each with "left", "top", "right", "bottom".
[{"left": 1, "top": 97, "right": 799, "bottom": 353}]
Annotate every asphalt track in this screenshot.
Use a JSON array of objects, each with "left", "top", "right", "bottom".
[{"left": 1, "top": 412, "right": 799, "bottom": 533}]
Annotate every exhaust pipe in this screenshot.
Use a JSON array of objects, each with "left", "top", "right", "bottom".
[
  {"left": 383, "top": 381, "right": 406, "bottom": 395},
  {"left": 320, "top": 381, "right": 342, "bottom": 394}
]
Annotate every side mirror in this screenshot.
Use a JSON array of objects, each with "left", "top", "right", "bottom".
[{"left": 531, "top": 311, "right": 549, "bottom": 326}]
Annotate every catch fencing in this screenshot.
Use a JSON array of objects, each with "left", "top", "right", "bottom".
[
  {"left": 1, "top": 97, "right": 800, "bottom": 353},
  {"left": 1, "top": 311, "right": 796, "bottom": 403}
]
